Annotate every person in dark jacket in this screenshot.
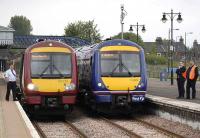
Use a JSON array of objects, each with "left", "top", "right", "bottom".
[
  {"left": 176, "top": 61, "right": 186, "bottom": 99},
  {"left": 186, "top": 60, "right": 199, "bottom": 99}
]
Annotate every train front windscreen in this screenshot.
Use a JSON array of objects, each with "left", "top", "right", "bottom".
[
  {"left": 100, "top": 52, "right": 141, "bottom": 77},
  {"left": 31, "top": 52, "right": 72, "bottom": 78}
]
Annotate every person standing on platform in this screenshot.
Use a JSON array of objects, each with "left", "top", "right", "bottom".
[
  {"left": 186, "top": 60, "right": 199, "bottom": 99},
  {"left": 176, "top": 61, "right": 186, "bottom": 99},
  {"left": 4, "top": 63, "right": 17, "bottom": 101}
]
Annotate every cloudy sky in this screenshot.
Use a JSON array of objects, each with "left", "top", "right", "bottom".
[{"left": 1, "top": 0, "right": 200, "bottom": 47}]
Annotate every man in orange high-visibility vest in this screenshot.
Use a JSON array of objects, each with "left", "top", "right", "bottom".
[
  {"left": 176, "top": 62, "right": 186, "bottom": 99},
  {"left": 186, "top": 60, "right": 199, "bottom": 99}
]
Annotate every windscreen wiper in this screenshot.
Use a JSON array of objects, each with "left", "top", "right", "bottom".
[
  {"left": 121, "top": 63, "right": 134, "bottom": 77},
  {"left": 109, "top": 63, "right": 120, "bottom": 77},
  {"left": 39, "top": 64, "right": 65, "bottom": 78},
  {"left": 39, "top": 64, "right": 50, "bottom": 77},
  {"left": 52, "top": 64, "right": 65, "bottom": 78}
]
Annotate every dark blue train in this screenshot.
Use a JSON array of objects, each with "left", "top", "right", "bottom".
[{"left": 76, "top": 39, "right": 147, "bottom": 111}]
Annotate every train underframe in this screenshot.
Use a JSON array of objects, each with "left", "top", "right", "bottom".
[
  {"left": 79, "top": 90, "right": 146, "bottom": 114},
  {"left": 17, "top": 92, "right": 76, "bottom": 115}
]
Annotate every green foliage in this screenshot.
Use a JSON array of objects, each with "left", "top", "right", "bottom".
[
  {"left": 8, "top": 15, "right": 33, "bottom": 35},
  {"left": 64, "top": 20, "right": 102, "bottom": 43},
  {"left": 111, "top": 32, "right": 144, "bottom": 46},
  {"left": 146, "top": 54, "right": 167, "bottom": 65},
  {"left": 150, "top": 44, "right": 157, "bottom": 54}
]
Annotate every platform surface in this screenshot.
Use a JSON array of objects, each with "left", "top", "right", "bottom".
[
  {"left": 147, "top": 78, "right": 200, "bottom": 104},
  {"left": 0, "top": 79, "right": 33, "bottom": 138}
]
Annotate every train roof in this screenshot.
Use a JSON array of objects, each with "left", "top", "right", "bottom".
[
  {"left": 76, "top": 39, "right": 144, "bottom": 59},
  {"left": 76, "top": 39, "right": 143, "bottom": 52},
  {"left": 97, "top": 39, "right": 142, "bottom": 49},
  {"left": 25, "top": 40, "right": 75, "bottom": 53}
]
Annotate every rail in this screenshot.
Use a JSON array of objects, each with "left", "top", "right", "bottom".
[
  {"left": 133, "top": 117, "right": 184, "bottom": 138},
  {"left": 64, "top": 120, "right": 88, "bottom": 138},
  {"left": 32, "top": 121, "right": 48, "bottom": 138},
  {"left": 101, "top": 117, "right": 142, "bottom": 138}
]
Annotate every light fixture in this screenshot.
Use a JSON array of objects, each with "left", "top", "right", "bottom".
[
  {"left": 142, "top": 26, "right": 146, "bottom": 33},
  {"left": 161, "top": 13, "right": 167, "bottom": 23},
  {"left": 177, "top": 13, "right": 183, "bottom": 23},
  {"left": 129, "top": 26, "right": 133, "bottom": 32},
  {"left": 27, "top": 83, "right": 35, "bottom": 91},
  {"left": 65, "top": 83, "right": 76, "bottom": 91}
]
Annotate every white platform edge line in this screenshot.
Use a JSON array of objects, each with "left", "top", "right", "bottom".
[
  {"left": 146, "top": 94, "right": 200, "bottom": 112},
  {"left": 15, "top": 101, "right": 40, "bottom": 138}
]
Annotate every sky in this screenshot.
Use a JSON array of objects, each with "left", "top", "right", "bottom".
[{"left": 0, "top": 0, "right": 200, "bottom": 47}]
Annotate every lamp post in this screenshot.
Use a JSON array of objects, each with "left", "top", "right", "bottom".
[
  {"left": 185, "top": 32, "right": 193, "bottom": 67},
  {"left": 120, "top": 4, "right": 127, "bottom": 39},
  {"left": 129, "top": 22, "right": 146, "bottom": 43},
  {"left": 168, "top": 28, "right": 179, "bottom": 73},
  {"left": 161, "top": 9, "right": 183, "bottom": 85}
]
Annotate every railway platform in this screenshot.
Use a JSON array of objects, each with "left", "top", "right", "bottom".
[
  {"left": 148, "top": 78, "right": 200, "bottom": 103},
  {"left": 147, "top": 78, "right": 200, "bottom": 113},
  {"left": 0, "top": 79, "right": 39, "bottom": 138}
]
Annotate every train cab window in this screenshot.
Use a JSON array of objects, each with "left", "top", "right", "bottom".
[
  {"left": 31, "top": 53, "right": 72, "bottom": 78},
  {"left": 100, "top": 52, "right": 141, "bottom": 77}
]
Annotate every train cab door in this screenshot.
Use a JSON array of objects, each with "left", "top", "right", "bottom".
[{"left": 19, "top": 54, "right": 24, "bottom": 89}]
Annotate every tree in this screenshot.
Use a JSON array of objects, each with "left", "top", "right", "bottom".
[
  {"left": 111, "top": 32, "right": 144, "bottom": 46},
  {"left": 64, "top": 20, "right": 102, "bottom": 43},
  {"left": 8, "top": 15, "right": 33, "bottom": 35}
]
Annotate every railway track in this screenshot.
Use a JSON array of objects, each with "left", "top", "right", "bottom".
[
  {"left": 133, "top": 117, "right": 184, "bottom": 138},
  {"left": 101, "top": 117, "right": 142, "bottom": 138},
  {"left": 101, "top": 116, "right": 184, "bottom": 138},
  {"left": 32, "top": 121, "right": 48, "bottom": 138},
  {"left": 101, "top": 115, "right": 185, "bottom": 138},
  {"left": 64, "top": 120, "right": 88, "bottom": 138},
  {"left": 31, "top": 108, "right": 184, "bottom": 138},
  {"left": 32, "top": 120, "right": 88, "bottom": 138}
]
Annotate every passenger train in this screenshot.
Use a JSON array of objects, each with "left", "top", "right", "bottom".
[
  {"left": 19, "top": 40, "right": 78, "bottom": 114},
  {"left": 76, "top": 39, "right": 147, "bottom": 111}
]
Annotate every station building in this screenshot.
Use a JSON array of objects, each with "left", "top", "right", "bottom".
[
  {"left": 0, "top": 26, "right": 15, "bottom": 71},
  {"left": 144, "top": 37, "right": 189, "bottom": 61},
  {"left": 144, "top": 37, "right": 200, "bottom": 62}
]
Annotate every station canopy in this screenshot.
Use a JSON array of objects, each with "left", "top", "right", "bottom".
[{"left": 13, "top": 35, "right": 91, "bottom": 49}]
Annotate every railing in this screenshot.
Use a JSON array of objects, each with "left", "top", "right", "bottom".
[{"left": 0, "top": 39, "right": 13, "bottom": 45}]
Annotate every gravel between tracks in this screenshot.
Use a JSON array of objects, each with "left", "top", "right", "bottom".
[
  {"left": 34, "top": 107, "right": 200, "bottom": 138},
  {"left": 112, "top": 119, "right": 169, "bottom": 138},
  {"left": 67, "top": 116, "right": 129, "bottom": 138},
  {"left": 37, "top": 121, "right": 80, "bottom": 138},
  {"left": 66, "top": 109, "right": 131, "bottom": 138},
  {"left": 138, "top": 115, "right": 200, "bottom": 138}
]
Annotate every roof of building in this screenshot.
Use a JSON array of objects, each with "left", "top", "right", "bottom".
[
  {"left": 144, "top": 40, "right": 187, "bottom": 53},
  {"left": 143, "top": 42, "right": 155, "bottom": 53},
  {"left": 0, "top": 26, "right": 15, "bottom": 32},
  {"left": 13, "top": 35, "right": 91, "bottom": 49}
]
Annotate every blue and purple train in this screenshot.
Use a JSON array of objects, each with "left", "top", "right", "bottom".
[{"left": 76, "top": 39, "right": 147, "bottom": 111}]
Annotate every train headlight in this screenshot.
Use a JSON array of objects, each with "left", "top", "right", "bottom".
[
  {"left": 138, "top": 82, "right": 144, "bottom": 88},
  {"left": 27, "top": 83, "right": 36, "bottom": 90},
  {"left": 97, "top": 82, "right": 105, "bottom": 88},
  {"left": 98, "top": 83, "right": 102, "bottom": 87},
  {"left": 65, "top": 83, "right": 76, "bottom": 91}
]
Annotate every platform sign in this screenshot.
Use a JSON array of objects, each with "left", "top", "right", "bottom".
[{"left": 170, "top": 45, "right": 174, "bottom": 51}]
